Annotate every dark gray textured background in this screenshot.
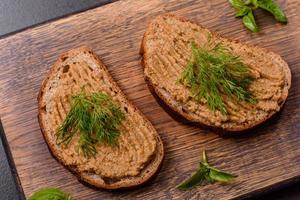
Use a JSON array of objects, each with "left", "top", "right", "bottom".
[
  {"left": 0, "top": 0, "right": 112, "bottom": 36},
  {"left": 0, "top": 0, "right": 299, "bottom": 199},
  {"left": 0, "top": 122, "right": 24, "bottom": 200}
]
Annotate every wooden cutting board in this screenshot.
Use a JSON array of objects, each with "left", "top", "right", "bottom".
[{"left": 0, "top": 0, "right": 299, "bottom": 199}]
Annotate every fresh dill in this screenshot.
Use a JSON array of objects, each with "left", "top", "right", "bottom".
[
  {"left": 178, "top": 39, "right": 256, "bottom": 114},
  {"left": 56, "top": 91, "right": 125, "bottom": 158}
]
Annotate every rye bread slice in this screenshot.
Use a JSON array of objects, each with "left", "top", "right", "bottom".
[
  {"left": 38, "top": 47, "right": 164, "bottom": 189},
  {"left": 141, "top": 14, "right": 291, "bottom": 132}
]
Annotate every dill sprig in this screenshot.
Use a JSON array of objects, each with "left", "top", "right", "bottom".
[
  {"left": 179, "top": 39, "right": 256, "bottom": 114},
  {"left": 56, "top": 91, "right": 125, "bottom": 158}
]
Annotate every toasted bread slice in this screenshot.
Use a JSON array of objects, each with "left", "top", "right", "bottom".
[
  {"left": 141, "top": 14, "right": 291, "bottom": 132},
  {"left": 38, "top": 47, "right": 164, "bottom": 189}
]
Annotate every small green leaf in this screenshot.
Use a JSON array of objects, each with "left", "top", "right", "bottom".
[
  {"left": 242, "top": 10, "right": 259, "bottom": 32},
  {"left": 28, "top": 188, "right": 72, "bottom": 200},
  {"left": 229, "top": 0, "right": 246, "bottom": 9},
  {"left": 177, "top": 150, "right": 238, "bottom": 191},
  {"left": 228, "top": 0, "right": 259, "bottom": 32},
  {"left": 229, "top": 0, "right": 251, "bottom": 18},
  {"left": 177, "top": 167, "right": 206, "bottom": 190},
  {"left": 256, "top": 0, "right": 288, "bottom": 23},
  {"left": 209, "top": 167, "right": 238, "bottom": 182},
  {"left": 203, "top": 166, "right": 216, "bottom": 184},
  {"left": 202, "top": 150, "right": 208, "bottom": 164},
  {"left": 235, "top": 7, "right": 251, "bottom": 17},
  {"left": 245, "top": 0, "right": 259, "bottom": 7}
]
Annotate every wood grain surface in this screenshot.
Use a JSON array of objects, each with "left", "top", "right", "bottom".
[{"left": 0, "top": 0, "right": 299, "bottom": 199}]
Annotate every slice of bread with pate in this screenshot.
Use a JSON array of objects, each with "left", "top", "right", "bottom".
[
  {"left": 38, "top": 47, "right": 164, "bottom": 189},
  {"left": 141, "top": 14, "right": 291, "bottom": 132}
]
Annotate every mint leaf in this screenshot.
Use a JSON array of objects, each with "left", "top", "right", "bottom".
[
  {"left": 177, "top": 150, "right": 237, "bottom": 191},
  {"left": 228, "top": 0, "right": 259, "bottom": 32},
  {"left": 28, "top": 188, "right": 72, "bottom": 200},
  {"left": 209, "top": 167, "right": 238, "bottom": 182},
  {"left": 245, "top": 0, "right": 259, "bottom": 7},
  {"left": 229, "top": 0, "right": 247, "bottom": 10},
  {"left": 256, "top": 0, "right": 288, "bottom": 23},
  {"left": 236, "top": 7, "right": 251, "bottom": 17},
  {"left": 242, "top": 10, "right": 259, "bottom": 32},
  {"left": 202, "top": 150, "right": 208, "bottom": 164},
  {"left": 177, "top": 166, "right": 206, "bottom": 190}
]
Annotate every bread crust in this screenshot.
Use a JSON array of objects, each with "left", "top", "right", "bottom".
[
  {"left": 141, "top": 13, "right": 291, "bottom": 133},
  {"left": 38, "top": 47, "right": 164, "bottom": 189}
]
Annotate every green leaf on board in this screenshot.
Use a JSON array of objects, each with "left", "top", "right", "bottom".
[
  {"left": 28, "top": 188, "right": 72, "bottom": 200},
  {"left": 177, "top": 150, "right": 237, "bottom": 191}
]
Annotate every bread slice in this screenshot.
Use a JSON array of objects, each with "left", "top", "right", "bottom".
[
  {"left": 141, "top": 14, "right": 291, "bottom": 132},
  {"left": 38, "top": 47, "right": 164, "bottom": 189}
]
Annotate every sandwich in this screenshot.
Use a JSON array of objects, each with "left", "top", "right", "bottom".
[
  {"left": 141, "top": 14, "right": 291, "bottom": 132},
  {"left": 38, "top": 47, "right": 164, "bottom": 189}
]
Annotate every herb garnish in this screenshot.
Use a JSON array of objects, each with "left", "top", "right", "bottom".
[
  {"left": 247, "top": 0, "right": 288, "bottom": 23},
  {"left": 28, "top": 187, "right": 72, "bottom": 200},
  {"left": 178, "top": 39, "right": 256, "bottom": 114},
  {"left": 56, "top": 91, "right": 125, "bottom": 158},
  {"left": 177, "top": 150, "right": 237, "bottom": 191},
  {"left": 229, "top": 0, "right": 288, "bottom": 32},
  {"left": 229, "top": 0, "right": 259, "bottom": 32}
]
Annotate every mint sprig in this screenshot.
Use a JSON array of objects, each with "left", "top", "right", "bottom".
[
  {"left": 229, "top": 0, "right": 288, "bottom": 32},
  {"left": 177, "top": 150, "right": 237, "bottom": 191},
  {"left": 28, "top": 188, "right": 72, "bottom": 200}
]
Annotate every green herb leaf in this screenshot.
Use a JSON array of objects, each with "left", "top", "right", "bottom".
[
  {"left": 28, "top": 188, "right": 72, "bottom": 200},
  {"left": 229, "top": 0, "right": 247, "bottom": 11},
  {"left": 202, "top": 150, "right": 208, "bottom": 164},
  {"left": 208, "top": 166, "right": 238, "bottom": 182},
  {"left": 177, "top": 150, "right": 237, "bottom": 191},
  {"left": 229, "top": 0, "right": 253, "bottom": 17},
  {"left": 242, "top": 9, "right": 259, "bottom": 32},
  {"left": 56, "top": 90, "right": 125, "bottom": 158},
  {"left": 245, "top": 0, "right": 259, "bottom": 8},
  {"left": 177, "top": 166, "right": 206, "bottom": 190},
  {"left": 256, "top": 0, "right": 288, "bottom": 23},
  {"left": 236, "top": 6, "right": 251, "bottom": 17},
  {"left": 229, "top": 0, "right": 259, "bottom": 32},
  {"left": 178, "top": 40, "right": 256, "bottom": 114},
  {"left": 229, "top": 0, "right": 287, "bottom": 32}
]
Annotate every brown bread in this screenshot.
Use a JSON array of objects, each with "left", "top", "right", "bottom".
[
  {"left": 141, "top": 14, "right": 291, "bottom": 132},
  {"left": 38, "top": 47, "right": 164, "bottom": 189}
]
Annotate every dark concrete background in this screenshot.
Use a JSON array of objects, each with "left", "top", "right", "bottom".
[
  {"left": 0, "top": 122, "right": 24, "bottom": 200},
  {"left": 0, "top": 0, "right": 112, "bottom": 36},
  {"left": 0, "top": 0, "right": 299, "bottom": 199}
]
